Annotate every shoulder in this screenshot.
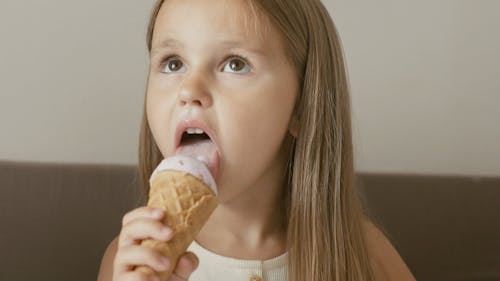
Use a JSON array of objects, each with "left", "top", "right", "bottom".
[
  {"left": 361, "top": 218, "right": 417, "bottom": 281},
  {"left": 97, "top": 235, "right": 119, "bottom": 281}
]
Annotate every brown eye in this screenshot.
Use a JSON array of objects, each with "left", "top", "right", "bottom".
[
  {"left": 168, "top": 59, "right": 182, "bottom": 71},
  {"left": 162, "top": 57, "right": 186, "bottom": 73},
  {"left": 223, "top": 57, "right": 251, "bottom": 73},
  {"left": 229, "top": 59, "right": 244, "bottom": 71}
]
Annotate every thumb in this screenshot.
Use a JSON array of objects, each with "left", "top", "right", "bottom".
[{"left": 169, "top": 252, "right": 199, "bottom": 281}]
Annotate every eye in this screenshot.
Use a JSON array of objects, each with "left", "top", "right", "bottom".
[
  {"left": 223, "top": 56, "right": 251, "bottom": 74},
  {"left": 161, "top": 56, "right": 187, "bottom": 73}
]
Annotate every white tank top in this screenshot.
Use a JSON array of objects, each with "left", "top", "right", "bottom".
[{"left": 186, "top": 239, "right": 288, "bottom": 281}]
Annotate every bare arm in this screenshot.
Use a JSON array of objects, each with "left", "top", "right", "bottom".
[
  {"left": 363, "top": 219, "right": 417, "bottom": 281},
  {"left": 97, "top": 236, "right": 119, "bottom": 281}
]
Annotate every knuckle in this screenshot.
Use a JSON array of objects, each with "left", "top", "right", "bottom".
[
  {"left": 116, "top": 245, "right": 134, "bottom": 264},
  {"left": 142, "top": 219, "right": 160, "bottom": 234},
  {"left": 119, "top": 226, "right": 128, "bottom": 236},
  {"left": 122, "top": 213, "right": 131, "bottom": 226},
  {"left": 118, "top": 230, "right": 129, "bottom": 245},
  {"left": 124, "top": 218, "right": 146, "bottom": 235},
  {"left": 122, "top": 207, "right": 151, "bottom": 226},
  {"left": 119, "top": 244, "right": 133, "bottom": 252},
  {"left": 120, "top": 218, "right": 170, "bottom": 244}
]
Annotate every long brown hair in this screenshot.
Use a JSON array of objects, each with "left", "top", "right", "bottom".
[{"left": 138, "top": 0, "right": 375, "bottom": 280}]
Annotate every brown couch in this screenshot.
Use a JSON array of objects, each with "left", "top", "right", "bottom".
[{"left": 0, "top": 160, "right": 499, "bottom": 281}]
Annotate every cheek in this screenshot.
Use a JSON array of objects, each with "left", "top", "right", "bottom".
[
  {"left": 146, "top": 83, "right": 176, "bottom": 156},
  {"left": 222, "top": 89, "right": 293, "bottom": 162}
]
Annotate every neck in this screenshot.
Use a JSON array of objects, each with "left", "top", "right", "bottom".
[
  {"left": 201, "top": 186, "right": 286, "bottom": 244},
  {"left": 196, "top": 188, "right": 287, "bottom": 259},
  {"left": 195, "top": 146, "right": 290, "bottom": 259}
]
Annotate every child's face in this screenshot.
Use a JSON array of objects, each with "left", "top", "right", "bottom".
[{"left": 146, "top": 0, "right": 298, "bottom": 200}]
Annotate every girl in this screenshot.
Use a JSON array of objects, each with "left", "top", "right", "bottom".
[{"left": 98, "top": 0, "right": 416, "bottom": 280}]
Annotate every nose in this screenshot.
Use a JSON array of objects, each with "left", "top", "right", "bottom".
[{"left": 177, "top": 73, "right": 213, "bottom": 108}]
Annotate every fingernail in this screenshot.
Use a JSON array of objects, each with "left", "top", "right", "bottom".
[
  {"left": 152, "top": 209, "right": 163, "bottom": 218},
  {"left": 161, "top": 227, "right": 172, "bottom": 238}
]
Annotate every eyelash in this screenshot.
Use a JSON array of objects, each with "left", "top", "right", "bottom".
[{"left": 158, "top": 52, "right": 252, "bottom": 73}]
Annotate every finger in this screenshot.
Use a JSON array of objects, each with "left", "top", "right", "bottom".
[
  {"left": 122, "top": 206, "right": 165, "bottom": 226},
  {"left": 114, "top": 245, "right": 171, "bottom": 274},
  {"left": 119, "top": 271, "right": 160, "bottom": 281},
  {"left": 118, "top": 218, "right": 174, "bottom": 248},
  {"left": 170, "top": 252, "right": 199, "bottom": 281}
]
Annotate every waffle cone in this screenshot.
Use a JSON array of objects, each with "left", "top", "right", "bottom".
[{"left": 135, "top": 169, "right": 218, "bottom": 280}]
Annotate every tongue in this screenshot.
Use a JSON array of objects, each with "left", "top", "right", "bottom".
[{"left": 175, "top": 138, "right": 219, "bottom": 181}]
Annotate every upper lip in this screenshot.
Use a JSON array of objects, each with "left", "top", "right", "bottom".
[{"left": 174, "top": 118, "right": 220, "bottom": 153}]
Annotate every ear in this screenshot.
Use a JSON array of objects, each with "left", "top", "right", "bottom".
[{"left": 288, "top": 115, "right": 299, "bottom": 138}]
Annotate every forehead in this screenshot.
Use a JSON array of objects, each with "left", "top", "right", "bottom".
[{"left": 151, "top": 0, "right": 276, "bottom": 52}]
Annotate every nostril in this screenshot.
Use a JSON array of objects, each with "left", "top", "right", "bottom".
[
  {"left": 194, "top": 100, "right": 202, "bottom": 106},
  {"left": 181, "top": 99, "right": 203, "bottom": 106}
]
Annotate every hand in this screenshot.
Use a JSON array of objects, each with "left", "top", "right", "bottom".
[{"left": 112, "top": 206, "right": 199, "bottom": 281}]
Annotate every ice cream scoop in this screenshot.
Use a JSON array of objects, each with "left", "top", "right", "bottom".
[{"left": 135, "top": 155, "right": 218, "bottom": 280}]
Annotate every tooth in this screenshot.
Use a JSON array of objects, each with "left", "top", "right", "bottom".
[{"left": 186, "top": 128, "right": 205, "bottom": 134}]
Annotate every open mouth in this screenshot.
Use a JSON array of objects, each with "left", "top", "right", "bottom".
[
  {"left": 180, "top": 131, "right": 211, "bottom": 145},
  {"left": 176, "top": 129, "right": 220, "bottom": 181}
]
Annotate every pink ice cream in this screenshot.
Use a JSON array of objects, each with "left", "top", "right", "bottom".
[
  {"left": 149, "top": 155, "right": 218, "bottom": 196},
  {"left": 175, "top": 138, "right": 220, "bottom": 183}
]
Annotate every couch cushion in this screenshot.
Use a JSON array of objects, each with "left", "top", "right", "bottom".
[
  {"left": 0, "top": 160, "right": 144, "bottom": 281},
  {"left": 358, "top": 173, "right": 500, "bottom": 281},
  {"left": 1, "top": 160, "right": 499, "bottom": 281}
]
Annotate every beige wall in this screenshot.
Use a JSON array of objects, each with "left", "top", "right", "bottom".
[
  {"left": 328, "top": 0, "right": 500, "bottom": 176},
  {"left": 1, "top": 0, "right": 498, "bottom": 176}
]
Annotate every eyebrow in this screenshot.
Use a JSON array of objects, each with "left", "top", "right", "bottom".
[
  {"left": 151, "top": 37, "right": 267, "bottom": 57},
  {"left": 153, "top": 38, "right": 183, "bottom": 51}
]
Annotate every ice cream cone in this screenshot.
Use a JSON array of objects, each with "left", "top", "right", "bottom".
[{"left": 135, "top": 156, "right": 218, "bottom": 280}]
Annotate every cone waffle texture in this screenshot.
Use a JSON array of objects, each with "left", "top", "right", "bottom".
[{"left": 136, "top": 169, "right": 218, "bottom": 279}]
